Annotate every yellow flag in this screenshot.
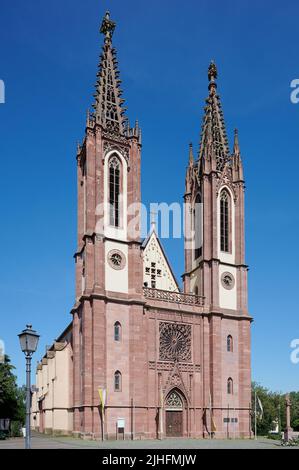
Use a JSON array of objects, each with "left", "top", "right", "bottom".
[
  {"left": 98, "top": 388, "right": 106, "bottom": 414},
  {"left": 211, "top": 415, "right": 217, "bottom": 432}
]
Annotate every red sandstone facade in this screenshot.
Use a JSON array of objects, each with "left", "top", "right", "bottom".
[{"left": 32, "top": 12, "right": 252, "bottom": 440}]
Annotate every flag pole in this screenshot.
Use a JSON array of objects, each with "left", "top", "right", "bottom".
[
  {"left": 254, "top": 391, "right": 257, "bottom": 440},
  {"left": 209, "top": 392, "right": 212, "bottom": 439}
]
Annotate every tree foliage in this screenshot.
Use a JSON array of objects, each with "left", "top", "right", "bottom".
[
  {"left": 252, "top": 382, "right": 299, "bottom": 435},
  {"left": 0, "top": 355, "right": 25, "bottom": 424}
]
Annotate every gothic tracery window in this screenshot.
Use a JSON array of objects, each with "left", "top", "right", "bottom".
[
  {"left": 165, "top": 391, "right": 183, "bottom": 409},
  {"left": 220, "top": 190, "right": 231, "bottom": 253},
  {"left": 194, "top": 193, "right": 202, "bottom": 260},
  {"left": 114, "top": 370, "right": 122, "bottom": 391},
  {"left": 227, "top": 335, "right": 233, "bottom": 352},
  {"left": 109, "top": 155, "right": 121, "bottom": 227},
  {"left": 227, "top": 377, "right": 233, "bottom": 395},
  {"left": 159, "top": 322, "right": 191, "bottom": 362},
  {"left": 114, "top": 322, "right": 121, "bottom": 342}
]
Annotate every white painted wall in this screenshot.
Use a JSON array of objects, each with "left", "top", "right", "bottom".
[
  {"left": 219, "top": 265, "right": 237, "bottom": 310},
  {"left": 143, "top": 232, "right": 178, "bottom": 291},
  {"left": 105, "top": 240, "right": 128, "bottom": 293}
]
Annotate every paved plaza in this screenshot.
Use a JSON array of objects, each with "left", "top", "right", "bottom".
[{"left": 0, "top": 433, "right": 291, "bottom": 449}]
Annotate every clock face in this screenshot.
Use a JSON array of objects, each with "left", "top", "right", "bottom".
[
  {"left": 221, "top": 272, "right": 235, "bottom": 290},
  {"left": 107, "top": 249, "right": 126, "bottom": 270}
]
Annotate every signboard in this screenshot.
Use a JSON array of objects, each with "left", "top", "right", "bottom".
[{"left": 117, "top": 418, "right": 125, "bottom": 429}]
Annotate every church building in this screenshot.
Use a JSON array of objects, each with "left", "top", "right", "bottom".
[{"left": 31, "top": 11, "right": 252, "bottom": 440}]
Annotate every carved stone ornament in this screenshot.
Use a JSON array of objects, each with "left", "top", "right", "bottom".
[
  {"left": 221, "top": 272, "right": 235, "bottom": 290},
  {"left": 107, "top": 249, "right": 126, "bottom": 270},
  {"left": 171, "top": 373, "right": 181, "bottom": 387},
  {"left": 216, "top": 167, "right": 238, "bottom": 201},
  {"left": 103, "top": 141, "right": 129, "bottom": 165},
  {"left": 159, "top": 322, "right": 191, "bottom": 362},
  {"left": 165, "top": 391, "right": 183, "bottom": 409}
]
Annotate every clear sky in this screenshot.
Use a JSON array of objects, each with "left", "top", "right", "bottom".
[{"left": 0, "top": 0, "right": 298, "bottom": 392}]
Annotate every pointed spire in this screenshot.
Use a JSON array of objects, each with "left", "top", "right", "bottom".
[
  {"left": 233, "top": 128, "right": 240, "bottom": 155},
  {"left": 199, "top": 61, "right": 230, "bottom": 172},
  {"left": 93, "top": 11, "right": 128, "bottom": 135},
  {"left": 232, "top": 128, "right": 244, "bottom": 181},
  {"left": 189, "top": 142, "right": 194, "bottom": 165}
]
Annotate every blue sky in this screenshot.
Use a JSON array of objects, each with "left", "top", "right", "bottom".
[{"left": 0, "top": 0, "right": 298, "bottom": 392}]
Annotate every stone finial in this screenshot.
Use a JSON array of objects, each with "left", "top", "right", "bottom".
[
  {"left": 100, "top": 11, "right": 116, "bottom": 44},
  {"left": 233, "top": 128, "right": 240, "bottom": 155},
  {"left": 208, "top": 60, "right": 218, "bottom": 83},
  {"left": 189, "top": 142, "right": 194, "bottom": 165}
]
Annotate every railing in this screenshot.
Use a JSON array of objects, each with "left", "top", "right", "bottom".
[{"left": 143, "top": 287, "right": 205, "bottom": 306}]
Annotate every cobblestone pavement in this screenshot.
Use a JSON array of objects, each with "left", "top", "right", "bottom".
[{"left": 0, "top": 433, "right": 289, "bottom": 449}]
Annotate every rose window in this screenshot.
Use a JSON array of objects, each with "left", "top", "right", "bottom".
[
  {"left": 107, "top": 250, "right": 126, "bottom": 270},
  {"left": 221, "top": 272, "right": 235, "bottom": 290},
  {"left": 159, "top": 322, "right": 191, "bottom": 362}
]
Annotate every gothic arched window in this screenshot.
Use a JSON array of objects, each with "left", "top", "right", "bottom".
[
  {"left": 109, "top": 155, "right": 121, "bottom": 227},
  {"left": 227, "top": 335, "right": 233, "bottom": 352},
  {"left": 220, "top": 190, "right": 231, "bottom": 253},
  {"left": 227, "top": 378, "right": 233, "bottom": 395},
  {"left": 194, "top": 193, "right": 202, "bottom": 260},
  {"left": 165, "top": 391, "right": 183, "bottom": 409},
  {"left": 114, "top": 322, "right": 121, "bottom": 342},
  {"left": 114, "top": 371, "right": 122, "bottom": 391}
]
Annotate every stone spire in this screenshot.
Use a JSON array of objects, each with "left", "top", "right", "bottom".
[
  {"left": 93, "top": 11, "right": 128, "bottom": 134},
  {"left": 189, "top": 142, "right": 194, "bottom": 165},
  {"left": 233, "top": 128, "right": 240, "bottom": 155},
  {"left": 232, "top": 128, "right": 244, "bottom": 181},
  {"left": 199, "top": 61, "right": 230, "bottom": 172}
]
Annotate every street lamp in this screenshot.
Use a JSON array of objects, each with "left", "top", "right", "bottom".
[{"left": 18, "top": 325, "right": 40, "bottom": 449}]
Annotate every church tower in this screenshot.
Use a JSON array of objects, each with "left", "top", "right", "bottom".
[
  {"left": 32, "top": 14, "right": 252, "bottom": 440},
  {"left": 72, "top": 12, "right": 145, "bottom": 438},
  {"left": 183, "top": 62, "right": 251, "bottom": 437}
]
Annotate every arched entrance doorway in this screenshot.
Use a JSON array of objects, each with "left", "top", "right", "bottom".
[{"left": 165, "top": 390, "right": 184, "bottom": 437}]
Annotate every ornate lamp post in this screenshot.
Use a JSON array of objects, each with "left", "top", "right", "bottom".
[{"left": 18, "top": 325, "right": 40, "bottom": 449}]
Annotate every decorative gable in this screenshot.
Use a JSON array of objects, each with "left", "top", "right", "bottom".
[{"left": 142, "top": 230, "right": 179, "bottom": 292}]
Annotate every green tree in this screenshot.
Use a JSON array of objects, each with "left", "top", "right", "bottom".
[
  {"left": 252, "top": 383, "right": 299, "bottom": 436},
  {"left": 0, "top": 355, "right": 25, "bottom": 423},
  {"left": 251, "top": 382, "right": 280, "bottom": 435}
]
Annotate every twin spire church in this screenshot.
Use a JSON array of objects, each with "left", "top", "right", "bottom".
[{"left": 31, "top": 12, "right": 252, "bottom": 439}]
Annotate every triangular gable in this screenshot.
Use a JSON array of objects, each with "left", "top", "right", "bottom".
[{"left": 142, "top": 228, "right": 180, "bottom": 292}]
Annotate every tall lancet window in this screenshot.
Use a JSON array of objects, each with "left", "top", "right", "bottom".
[
  {"left": 220, "top": 190, "right": 231, "bottom": 253},
  {"left": 194, "top": 193, "right": 202, "bottom": 260},
  {"left": 109, "top": 155, "right": 121, "bottom": 227}
]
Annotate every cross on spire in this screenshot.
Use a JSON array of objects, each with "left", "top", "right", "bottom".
[
  {"left": 100, "top": 11, "right": 116, "bottom": 44},
  {"left": 208, "top": 60, "right": 218, "bottom": 83}
]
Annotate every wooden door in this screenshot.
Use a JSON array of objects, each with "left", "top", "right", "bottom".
[{"left": 166, "top": 411, "right": 183, "bottom": 437}]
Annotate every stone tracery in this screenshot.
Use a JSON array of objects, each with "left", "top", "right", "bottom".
[{"left": 159, "top": 322, "right": 191, "bottom": 362}]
